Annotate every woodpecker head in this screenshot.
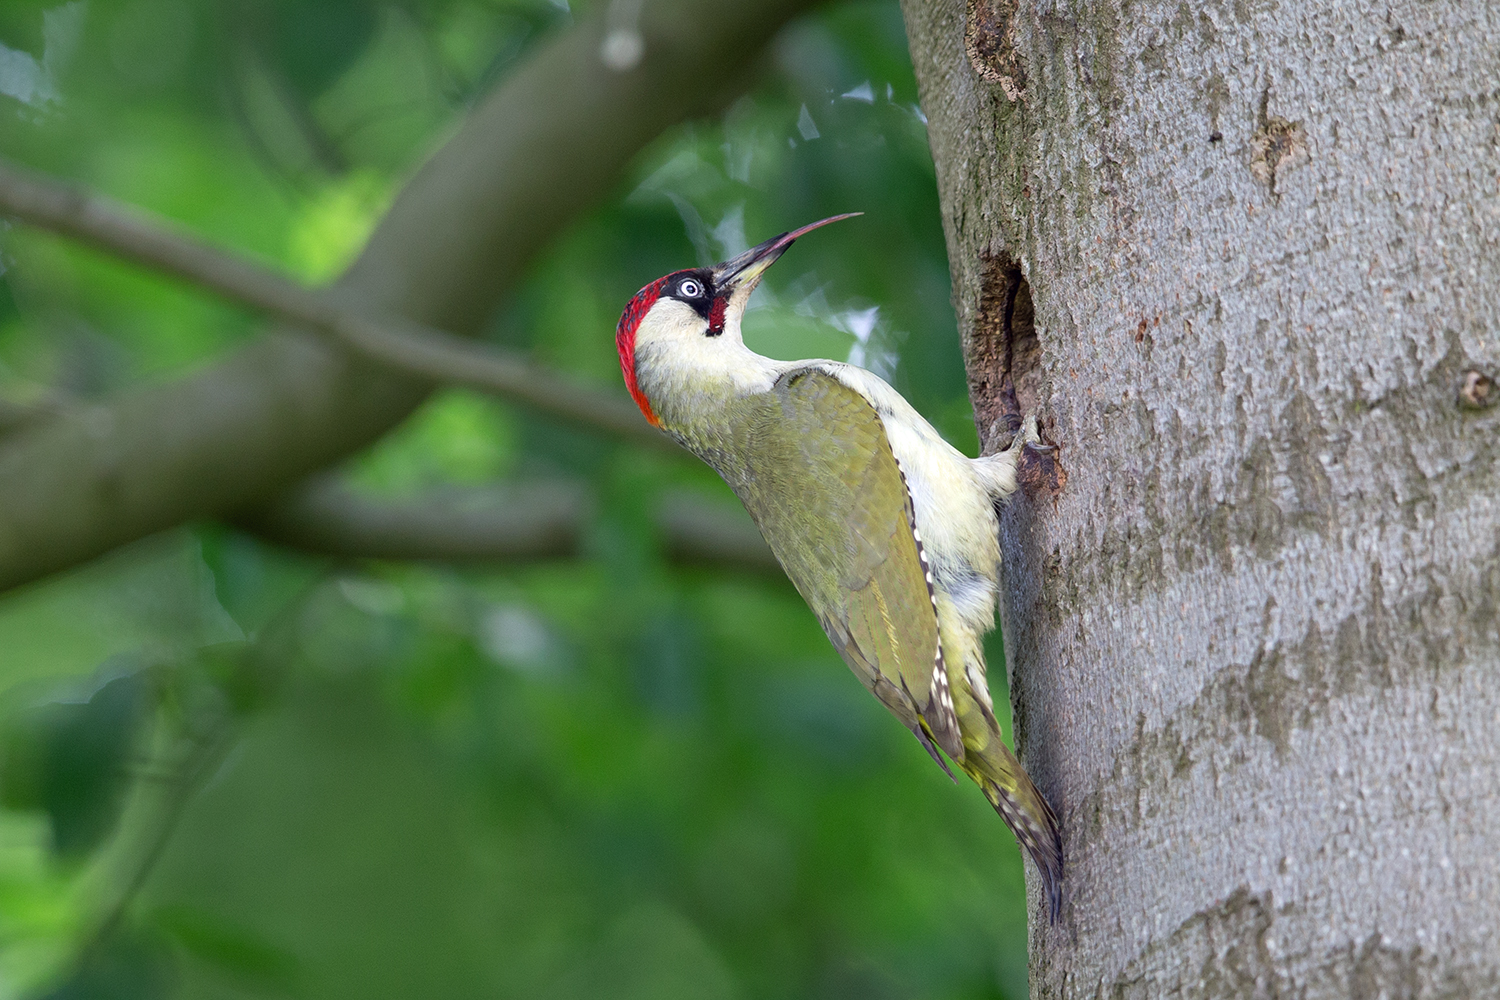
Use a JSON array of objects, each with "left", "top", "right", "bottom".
[{"left": 616, "top": 213, "right": 860, "bottom": 425}]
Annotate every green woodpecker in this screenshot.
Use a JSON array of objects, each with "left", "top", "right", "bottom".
[{"left": 615, "top": 215, "right": 1062, "bottom": 918}]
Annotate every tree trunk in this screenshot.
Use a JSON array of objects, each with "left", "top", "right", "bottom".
[{"left": 901, "top": 0, "right": 1500, "bottom": 994}]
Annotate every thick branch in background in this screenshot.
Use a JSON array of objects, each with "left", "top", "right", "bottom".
[
  {"left": 246, "top": 477, "right": 779, "bottom": 573},
  {"left": 0, "top": 0, "right": 819, "bottom": 594},
  {"left": 904, "top": 0, "right": 1500, "bottom": 991}
]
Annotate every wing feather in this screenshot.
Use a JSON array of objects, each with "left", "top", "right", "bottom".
[{"left": 723, "top": 368, "right": 963, "bottom": 762}]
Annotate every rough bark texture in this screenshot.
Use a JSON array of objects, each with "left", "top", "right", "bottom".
[{"left": 902, "top": 0, "right": 1500, "bottom": 995}]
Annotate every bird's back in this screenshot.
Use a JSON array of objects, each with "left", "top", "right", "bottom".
[
  {"left": 677, "top": 366, "right": 964, "bottom": 760},
  {"left": 669, "top": 361, "right": 1064, "bottom": 918}
]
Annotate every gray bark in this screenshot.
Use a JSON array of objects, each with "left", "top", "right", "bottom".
[{"left": 901, "top": 0, "right": 1500, "bottom": 995}]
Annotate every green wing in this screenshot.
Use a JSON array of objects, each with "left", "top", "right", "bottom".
[{"left": 721, "top": 367, "right": 963, "bottom": 764}]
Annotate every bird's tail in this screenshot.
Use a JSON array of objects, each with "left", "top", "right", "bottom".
[{"left": 957, "top": 717, "right": 1064, "bottom": 922}]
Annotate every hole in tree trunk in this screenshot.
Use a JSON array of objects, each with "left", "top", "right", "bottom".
[{"left": 970, "top": 253, "right": 1040, "bottom": 453}]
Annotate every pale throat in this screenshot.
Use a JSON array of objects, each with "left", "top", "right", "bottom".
[{"left": 637, "top": 316, "right": 781, "bottom": 429}]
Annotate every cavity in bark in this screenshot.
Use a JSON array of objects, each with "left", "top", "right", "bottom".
[{"left": 972, "top": 254, "right": 1062, "bottom": 495}]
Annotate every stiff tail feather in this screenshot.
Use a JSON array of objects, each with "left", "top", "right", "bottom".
[
  {"left": 977, "top": 770, "right": 1063, "bottom": 922},
  {"left": 949, "top": 682, "right": 1064, "bottom": 921}
]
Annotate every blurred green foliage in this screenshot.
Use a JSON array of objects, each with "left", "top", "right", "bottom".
[{"left": 0, "top": 1, "right": 1031, "bottom": 997}]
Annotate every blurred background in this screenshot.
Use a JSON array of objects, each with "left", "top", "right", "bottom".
[{"left": 0, "top": 1, "right": 1031, "bottom": 997}]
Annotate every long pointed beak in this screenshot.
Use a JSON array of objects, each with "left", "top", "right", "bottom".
[{"left": 712, "top": 213, "right": 862, "bottom": 291}]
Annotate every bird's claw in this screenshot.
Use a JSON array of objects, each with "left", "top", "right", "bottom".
[
  {"left": 1001, "top": 413, "right": 1046, "bottom": 454},
  {"left": 1009, "top": 413, "right": 1067, "bottom": 496}
]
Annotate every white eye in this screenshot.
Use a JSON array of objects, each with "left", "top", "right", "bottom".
[{"left": 678, "top": 279, "right": 703, "bottom": 298}]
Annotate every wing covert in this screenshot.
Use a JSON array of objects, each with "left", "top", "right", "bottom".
[{"left": 722, "top": 368, "right": 962, "bottom": 762}]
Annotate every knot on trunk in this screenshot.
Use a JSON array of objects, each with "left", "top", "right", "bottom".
[{"left": 964, "top": 0, "right": 1026, "bottom": 101}]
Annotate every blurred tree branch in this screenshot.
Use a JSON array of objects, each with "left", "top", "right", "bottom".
[
  {"left": 0, "top": 0, "right": 819, "bottom": 594},
  {"left": 244, "top": 477, "right": 780, "bottom": 572},
  {"left": 247, "top": 478, "right": 587, "bottom": 562},
  {"left": 0, "top": 394, "right": 61, "bottom": 433},
  {"left": 0, "top": 158, "right": 673, "bottom": 452}
]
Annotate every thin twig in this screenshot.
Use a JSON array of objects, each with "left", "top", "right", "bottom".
[
  {"left": 70, "top": 586, "right": 317, "bottom": 974},
  {"left": 0, "top": 157, "right": 674, "bottom": 452},
  {"left": 78, "top": 715, "right": 238, "bottom": 964}
]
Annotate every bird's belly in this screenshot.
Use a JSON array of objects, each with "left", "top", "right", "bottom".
[{"left": 886, "top": 434, "right": 999, "bottom": 573}]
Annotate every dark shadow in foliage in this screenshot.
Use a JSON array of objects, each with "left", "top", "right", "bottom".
[
  {"left": 0, "top": 667, "right": 150, "bottom": 857},
  {"left": 39, "top": 927, "right": 176, "bottom": 1000},
  {"left": 152, "top": 904, "right": 302, "bottom": 997}
]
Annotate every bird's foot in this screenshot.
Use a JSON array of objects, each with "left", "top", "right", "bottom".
[
  {"left": 1010, "top": 414, "right": 1066, "bottom": 497},
  {"left": 979, "top": 414, "right": 1062, "bottom": 501},
  {"left": 1000, "top": 413, "right": 1047, "bottom": 454}
]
